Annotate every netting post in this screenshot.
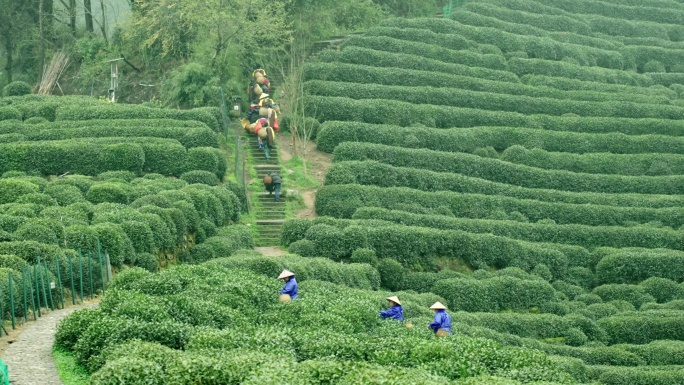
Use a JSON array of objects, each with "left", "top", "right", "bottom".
[
  {"left": 21, "top": 265, "right": 28, "bottom": 322},
  {"left": 27, "top": 267, "right": 36, "bottom": 320},
  {"left": 54, "top": 256, "right": 64, "bottom": 309},
  {"left": 8, "top": 272, "right": 15, "bottom": 330},
  {"left": 68, "top": 254, "right": 76, "bottom": 305},
  {"left": 87, "top": 252, "right": 94, "bottom": 298},
  {"left": 33, "top": 265, "right": 41, "bottom": 317},
  {"left": 43, "top": 261, "right": 54, "bottom": 311},
  {"left": 97, "top": 241, "right": 106, "bottom": 295},
  {"left": 78, "top": 249, "right": 84, "bottom": 302},
  {"left": 37, "top": 259, "right": 48, "bottom": 313}
]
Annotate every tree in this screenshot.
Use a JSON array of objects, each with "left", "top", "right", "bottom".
[
  {"left": 84, "top": 0, "right": 94, "bottom": 32},
  {"left": 0, "top": 0, "right": 32, "bottom": 84}
]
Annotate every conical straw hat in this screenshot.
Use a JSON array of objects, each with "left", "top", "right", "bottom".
[
  {"left": 278, "top": 269, "right": 295, "bottom": 279},
  {"left": 430, "top": 301, "right": 447, "bottom": 310},
  {"left": 386, "top": 296, "right": 401, "bottom": 305}
]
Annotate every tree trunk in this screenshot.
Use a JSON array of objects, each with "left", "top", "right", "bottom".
[
  {"left": 84, "top": 0, "right": 93, "bottom": 32},
  {"left": 39, "top": 0, "right": 45, "bottom": 76},
  {"left": 99, "top": 0, "right": 107, "bottom": 42},
  {"left": 4, "top": 37, "right": 13, "bottom": 84},
  {"left": 69, "top": 0, "right": 76, "bottom": 35}
]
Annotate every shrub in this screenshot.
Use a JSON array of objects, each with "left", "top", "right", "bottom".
[
  {"left": 564, "top": 328, "right": 588, "bottom": 347},
  {"left": 90, "top": 357, "right": 164, "bottom": 385},
  {"left": 55, "top": 308, "right": 103, "bottom": 350},
  {"left": 3, "top": 81, "right": 32, "bottom": 97},
  {"left": 0, "top": 107, "right": 21, "bottom": 121},
  {"left": 322, "top": 45, "right": 519, "bottom": 83},
  {"left": 592, "top": 284, "right": 656, "bottom": 308},
  {"left": 135, "top": 253, "right": 158, "bottom": 272},
  {"left": 288, "top": 239, "right": 316, "bottom": 257},
  {"left": 351, "top": 248, "right": 378, "bottom": 265},
  {"left": 186, "top": 147, "right": 223, "bottom": 178},
  {"left": 43, "top": 184, "right": 84, "bottom": 205},
  {"left": 86, "top": 183, "right": 130, "bottom": 205},
  {"left": 639, "top": 277, "right": 682, "bottom": 303},
  {"left": 377, "top": 258, "right": 404, "bottom": 291},
  {"left": 0, "top": 179, "right": 40, "bottom": 204},
  {"left": 14, "top": 221, "right": 59, "bottom": 245},
  {"left": 598, "top": 313, "right": 684, "bottom": 344},
  {"left": 596, "top": 249, "right": 684, "bottom": 284},
  {"left": 433, "top": 276, "right": 555, "bottom": 312},
  {"left": 180, "top": 170, "right": 220, "bottom": 186}
]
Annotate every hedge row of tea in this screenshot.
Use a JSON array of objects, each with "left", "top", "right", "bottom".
[
  {"left": 56, "top": 261, "right": 609, "bottom": 384},
  {"left": 289, "top": 4, "right": 684, "bottom": 381},
  {"left": 57, "top": 255, "right": 684, "bottom": 384}
]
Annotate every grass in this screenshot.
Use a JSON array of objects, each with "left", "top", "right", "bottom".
[{"left": 53, "top": 346, "right": 89, "bottom": 385}]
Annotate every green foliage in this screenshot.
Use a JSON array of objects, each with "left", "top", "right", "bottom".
[
  {"left": 351, "top": 248, "right": 378, "bottom": 266},
  {"left": 316, "top": 184, "right": 684, "bottom": 229},
  {"left": 55, "top": 105, "right": 221, "bottom": 132},
  {"left": 162, "top": 62, "right": 220, "bottom": 108},
  {"left": 0, "top": 107, "right": 21, "bottom": 121},
  {"left": 288, "top": 239, "right": 316, "bottom": 257},
  {"left": 433, "top": 276, "right": 554, "bottom": 312},
  {"left": 598, "top": 311, "right": 684, "bottom": 344},
  {"left": 377, "top": 258, "right": 404, "bottom": 291},
  {"left": 596, "top": 249, "right": 684, "bottom": 284},
  {"left": 90, "top": 357, "right": 164, "bottom": 385},
  {"left": 180, "top": 170, "right": 220, "bottom": 186},
  {"left": 2, "top": 81, "right": 32, "bottom": 97},
  {"left": 56, "top": 308, "right": 104, "bottom": 350},
  {"left": 592, "top": 284, "right": 656, "bottom": 308},
  {"left": 135, "top": 253, "right": 159, "bottom": 273}
]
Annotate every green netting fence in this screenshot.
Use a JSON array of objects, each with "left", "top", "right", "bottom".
[
  {"left": 443, "top": 0, "right": 467, "bottom": 18},
  {"left": 0, "top": 242, "right": 112, "bottom": 337}
]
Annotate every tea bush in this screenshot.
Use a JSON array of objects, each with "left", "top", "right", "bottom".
[
  {"left": 596, "top": 249, "right": 684, "bottom": 284},
  {"left": 2, "top": 81, "right": 32, "bottom": 97},
  {"left": 55, "top": 105, "right": 221, "bottom": 132},
  {"left": 316, "top": 184, "right": 684, "bottom": 228}
]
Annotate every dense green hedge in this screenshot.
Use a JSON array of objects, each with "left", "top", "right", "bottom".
[
  {"left": 344, "top": 34, "right": 507, "bottom": 70},
  {"left": 306, "top": 80, "right": 684, "bottom": 120},
  {"left": 0, "top": 139, "right": 224, "bottom": 177},
  {"left": 501, "top": 145, "right": 684, "bottom": 176},
  {"left": 463, "top": 2, "right": 592, "bottom": 35},
  {"left": 540, "top": 0, "right": 684, "bottom": 25},
  {"left": 352, "top": 207, "right": 684, "bottom": 253},
  {"left": 329, "top": 152, "right": 684, "bottom": 196},
  {"left": 0, "top": 120, "right": 218, "bottom": 148},
  {"left": 522, "top": 74, "right": 675, "bottom": 98},
  {"left": 55, "top": 105, "right": 221, "bottom": 132},
  {"left": 295, "top": 221, "right": 572, "bottom": 275},
  {"left": 315, "top": 184, "right": 684, "bottom": 228},
  {"left": 206, "top": 252, "right": 380, "bottom": 291},
  {"left": 303, "top": 62, "right": 668, "bottom": 105},
  {"left": 596, "top": 249, "right": 684, "bottom": 284},
  {"left": 597, "top": 312, "right": 684, "bottom": 344},
  {"left": 334, "top": 144, "right": 684, "bottom": 206},
  {"left": 508, "top": 57, "right": 650, "bottom": 86},
  {"left": 380, "top": 17, "right": 626, "bottom": 70},
  {"left": 618, "top": 340, "right": 684, "bottom": 365},
  {"left": 0, "top": 107, "right": 21, "bottom": 121},
  {"left": 318, "top": 46, "right": 520, "bottom": 83},
  {"left": 363, "top": 26, "right": 473, "bottom": 51},
  {"left": 308, "top": 96, "right": 534, "bottom": 128},
  {"left": 433, "top": 276, "right": 554, "bottom": 312},
  {"left": 593, "top": 366, "right": 684, "bottom": 385},
  {"left": 452, "top": 312, "right": 606, "bottom": 342},
  {"left": 317, "top": 121, "right": 684, "bottom": 155}
]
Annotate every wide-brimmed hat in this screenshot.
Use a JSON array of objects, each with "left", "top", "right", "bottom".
[
  {"left": 260, "top": 93, "right": 270, "bottom": 99},
  {"left": 278, "top": 269, "right": 295, "bottom": 279},
  {"left": 430, "top": 301, "right": 447, "bottom": 310},
  {"left": 386, "top": 296, "right": 401, "bottom": 305}
]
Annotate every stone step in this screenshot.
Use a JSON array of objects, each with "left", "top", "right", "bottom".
[{"left": 256, "top": 220, "right": 285, "bottom": 225}]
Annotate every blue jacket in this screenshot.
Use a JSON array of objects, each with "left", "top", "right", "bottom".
[
  {"left": 429, "top": 310, "right": 452, "bottom": 334},
  {"left": 280, "top": 277, "right": 298, "bottom": 300},
  {"left": 380, "top": 305, "right": 404, "bottom": 321}
]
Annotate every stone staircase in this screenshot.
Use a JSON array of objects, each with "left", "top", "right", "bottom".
[{"left": 247, "top": 135, "right": 286, "bottom": 247}]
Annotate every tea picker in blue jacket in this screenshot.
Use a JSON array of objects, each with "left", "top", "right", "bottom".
[
  {"left": 428, "top": 301, "right": 452, "bottom": 337},
  {"left": 380, "top": 296, "right": 404, "bottom": 321},
  {"left": 278, "top": 269, "right": 298, "bottom": 302}
]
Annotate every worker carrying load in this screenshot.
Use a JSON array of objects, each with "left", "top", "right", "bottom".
[
  {"left": 249, "top": 64, "right": 270, "bottom": 101},
  {"left": 263, "top": 171, "right": 282, "bottom": 202},
  {"left": 428, "top": 302, "right": 452, "bottom": 337},
  {"left": 253, "top": 118, "right": 275, "bottom": 160},
  {"left": 380, "top": 296, "right": 404, "bottom": 321},
  {"left": 258, "top": 93, "right": 280, "bottom": 131},
  {"left": 278, "top": 269, "right": 297, "bottom": 301}
]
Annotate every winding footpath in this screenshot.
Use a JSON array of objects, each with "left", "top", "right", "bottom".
[{"left": 2, "top": 302, "right": 98, "bottom": 385}]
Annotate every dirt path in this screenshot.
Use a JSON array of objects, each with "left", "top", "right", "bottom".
[
  {"left": 277, "top": 134, "right": 332, "bottom": 219},
  {"left": 253, "top": 246, "right": 288, "bottom": 257},
  {"left": 2, "top": 301, "right": 99, "bottom": 385}
]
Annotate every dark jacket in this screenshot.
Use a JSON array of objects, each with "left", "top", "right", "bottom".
[{"left": 270, "top": 173, "right": 282, "bottom": 184}]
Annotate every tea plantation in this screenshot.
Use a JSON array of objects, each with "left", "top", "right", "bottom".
[
  {"left": 43, "top": 0, "right": 684, "bottom": 384},
  {"left": 286, "top": 0, "right": 684, "bottom": 383}
]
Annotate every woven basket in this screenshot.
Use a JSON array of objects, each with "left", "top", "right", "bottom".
[
  {"left": 257, "top": 128, "right": 268, "bottom": 138},
  {"left": 263, "top": 175, "right": 273, "bottom": 185},
  {"left": 278, "top": 294, "right": 291, "bottom": 303},
  {"left": 254, "top": 85, "right": 263, "bottom": 96},
  {"left": 436, "top": 330, "right": 449, "bottom": 337},
  {"left": 259, "top": 107, "right": 269, "bottom": 117},
  {"left": 256, "top": 75, "right": 265, "bottom": 85},
  {"left": 405, "top": 323, "right": 414, "bottom": 329}
]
